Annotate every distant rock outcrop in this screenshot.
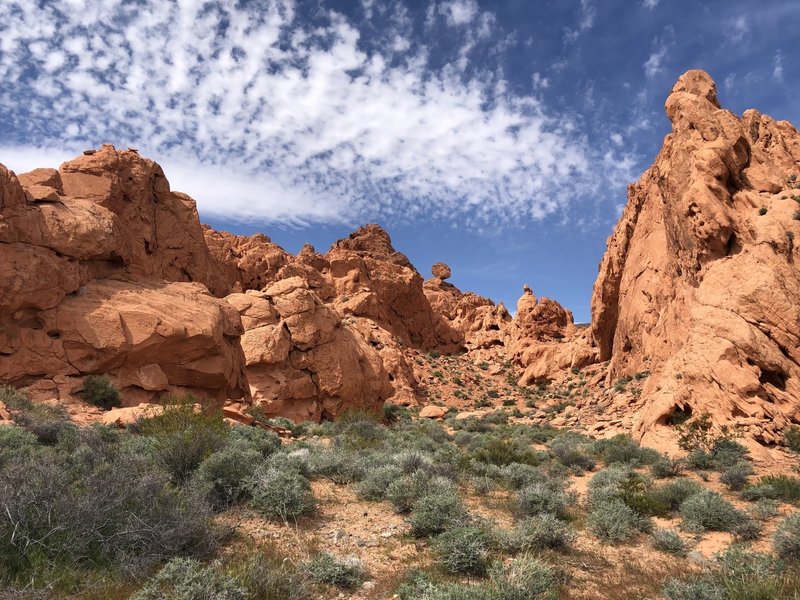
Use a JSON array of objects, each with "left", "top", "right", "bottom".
[
  {"left": 423, "top": 264, "right": 511, "bottom": 351},
  {"left": 591, "top": 69, "right": 800, "bottom": 446}
]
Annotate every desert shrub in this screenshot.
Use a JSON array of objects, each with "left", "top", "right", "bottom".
[
  {"left": 225, "top": 550, "right": 311, "bottom": 600},
  {"left": 416, "top": 582, "right": 496, "bottom": 600},
  {"left": 357, "top": 464, "right": 404, "bottom": 501},
  {"left": 593, "top": 434, "right": 659, "bottom": 466},
  {"left": 228, "top": 425, "right": 281, "bottom": 457},
  {"left": 685, "top": 449, "right": 714, "bottom": 470},
  {"left": 386, "top": 472, "right": 455, "bottom": 514},
  {"left": 0, "top": 440, "right": 218, "bottom": 587},
  {"left": 330, "top": 412, "right": 385, "bottom": 450},
  {"left": 306, "top": 447, "right": 370, "bottom": 484},
  {"left": 786, "top": 426, "right": 800, "bottom": 453},
  {"left": 748, "top": 498, "right": 780, "bottom": 521},
  {"left": 501, "top": 514, "right": 576, "bottom": 553},
  {"left": 759, "top": 475, "right": 800, "bottom": 503},
  {"left": 651, "top": 455, "right": 685, "bottom": 479},
  {"left": 719, "top": 461, "right": 753, "bottom": 491},
  {"left": 2, "top": 390, "right": 76, "bottom": 445},
  {"left": 490, "top": 554, "right": 561, "bottom": 599},
  {"left": 514, "top": 482, "right": 573, "bottom": 519},
  {"left": 774, "top": 513, "right": 800, "bottom": 561},
  {"left": 586, "top": 465, "right": 634, "bottom": 505},
  {"left": 677, "top": 413, "right": 731, "bottom": 453},
  {"left": 435, "top": 526, "right": 491, "bottom": 576},
  {"left": 471, "top": 436, "right": 539, "bottom": 466},
  {"left": 409, "top": 492, "right": 466, "bottom": 537},
  {"left": 305, "top": 552, "right": 364, "bottom": 589},
  {"left": 549, "top": 434, "right": 596, "bottom": 471},
  {"left": 195, "top": 443, "right": 262, "bottom": 509},
  {"left": 680, "top": 490, "right": 745, "bottom": 532},
  {"left": 500, "top": 463, "right": 548, "bottom": 490},
  {"left": 710, "top": 438, "right": 749, "bottom": 469},
  {"left": 248, "top": 467, "right": 315, "bottom": 521},
  {"left": 649, "top": 478, "right": 703, "bottom": 511},
  {"left": 664, "top": 546, "right": 800, "bottom": 600},
  {"left": 741, "top": 483, "right": 779, "bottom": 502},
  {"left": 134, "top": 558, "right": 245, "bottom": 600},
  {"left": 394, "top": 449, "right": 436, "bottom": 474},
  {"left": 0, "top": 426, "right": 38, "bottom": 466},
  {"left": 652, "top": 528, "right": 688, "bottom": 556},
  {"left": 587, "top": 498, "right": 650, "bottom": 543},
  {"left": 663, "top": 578, "right": 723, "bottom": 600},
  {"left": 137, "top": 397, "right": 229, "bottom": 481},
  {"left": 470, "top": 475, "right": 497, "bottom": 495},
  {"left": 384, "top": 402, "right": 410, "bottom": 423},
  {"left": 82, "top": 375, "right": 121, "bottom": 410},
  {"left": 732, "top": 517, "right": 763, "bottom": 541},
  {"left": 588, "top": 466, "right": 667, "bottom": 517}
]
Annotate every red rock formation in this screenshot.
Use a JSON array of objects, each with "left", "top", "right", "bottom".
[
  {"left": 227, "top": 280, "right": 391, "bottom": 421},
  {"left": 423, "top": 265, "right": 511, "bottom": 351},
  {"left": 203, "top": 226, "right": 291, "bottom": 292},
  {"left": 0, "top": 146, "right": 248, "bottom": 404},
  {"left": 325, "top": 225, "right": 463, "bottom": 352},
  {"left": 591, "top": 70, "right": 800, "bottom": 446}
]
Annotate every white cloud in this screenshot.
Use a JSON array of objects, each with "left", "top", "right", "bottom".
[
  {"left": 730, "top": 15, "right": 749, "bottom": 42},
  {"left": 644, "top": 49, "right": 665, "bottom": 78},
  {"left": 532, "top": 72, "right": 550, "bottom": 90},
  {"left": 0, "top": 0, "right": 626, "bottom": 228},
  {"left": 773, "top": 50, "right": 784, "bottom": 82},
  {"left": 439, "top": 0, "right": 479, "bottom": 26},
  {"left": 642, "top": 0, "right": 659, "bottom": 9},
  {"left": 642, "top": 26, "right": 674, "bottom": 79},
  {"left": 563, "top": 0, "right": 596, "bottom": 43}
]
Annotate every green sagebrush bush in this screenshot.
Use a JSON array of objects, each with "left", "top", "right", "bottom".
[
  {"left": 248, "top": 466, "right": 315, "bottom": 521},
  {"left": 0, "top": 430, "right": 218, "bottom": 588},
  {"left": 679, "top": 490, "right": 746, "bottom": 532},
  {"left": 409, "top": 491, "right": 466, "bottom": 538},
  {"left": 305, "top": 552, "right": 365, "bottom": 589},
  {"left": 82, "top": 375, "right": 121, "bottom": 410},
  {"left": 434, "top": 526, "right": 491, "bottom": 576},
  {"left": 136, "top": 396, "right": 229, "bottom": 481}
]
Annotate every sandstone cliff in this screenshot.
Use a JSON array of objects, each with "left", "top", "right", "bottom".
[{"left": 590, "top": 70, "right": 800, "bottom": 446}]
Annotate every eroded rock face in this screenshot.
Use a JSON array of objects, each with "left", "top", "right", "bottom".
[
  {"left": 203, "top": 226, "right": 291, "bottom": 293},
  {"left": 423, "top": 273, "right": 511, "bottom": 351},
  {"left": 325, "top": 225, "right": 463, "bottom": 352},
  {"left": 0, "top": 146, "right": 248, "bottom": 404},
  {"left": 591, "top": 70, "right": 800, "bottom": 445},
  {"left": 227, "top": 283, "right": 392, "bottom": 421}
]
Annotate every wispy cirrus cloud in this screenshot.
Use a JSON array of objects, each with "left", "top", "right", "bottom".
[{"left": 0, "top": 0, "right": 631, "bottom": 228}]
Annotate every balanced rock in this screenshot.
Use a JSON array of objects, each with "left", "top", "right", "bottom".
[{"left": 431, "top": 262, "right": 452, "bottom": 280}]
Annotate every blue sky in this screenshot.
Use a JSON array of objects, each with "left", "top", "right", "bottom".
[{"left": 0, "top": 0, "right": 797, "bottom": 321}]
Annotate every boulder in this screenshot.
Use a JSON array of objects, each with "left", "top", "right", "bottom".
[{"left": 419, "top": 405, "right": 447, "bottom": 419}]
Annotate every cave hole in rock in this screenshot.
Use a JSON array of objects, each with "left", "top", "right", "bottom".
[
  {"left": 725, "top": 232, "right": 742, "bottom": 256},
  {"left": 759, "top": 368, "right": 787, "bottom": 391},
  {"left": 747, "top": 358, "right": 788, "bottom": 391},
  {"left": 664, "top": 403, "right": 692, "bottom": 426}
]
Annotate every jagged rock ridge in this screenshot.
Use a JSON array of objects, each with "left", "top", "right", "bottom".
[
  {"left": 589, "top": 70, "right": 800, "bottom": 447},
  {"left": 0, "top": 147, "right": 570, "bottom": 422}
]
